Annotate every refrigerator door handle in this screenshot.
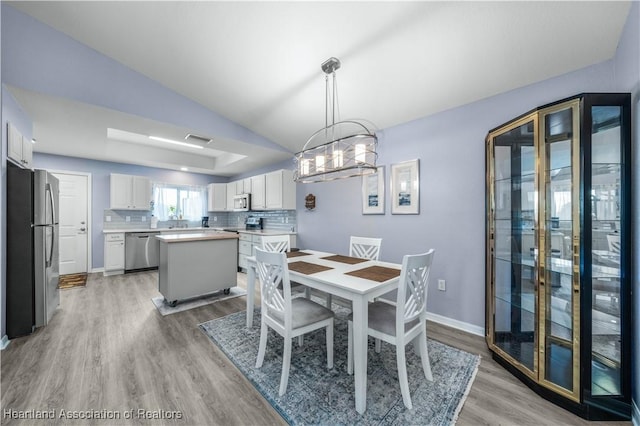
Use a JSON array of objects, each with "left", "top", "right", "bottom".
[
  {"left": 47, "top": 225, "right": 55, "bottom": 268},
  {"left": 46, "top": 183, "right": 56, "bottom": 225}
]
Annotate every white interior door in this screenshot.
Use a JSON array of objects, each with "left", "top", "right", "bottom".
[{"left": 53, "top": 172, "right": 89, "bottom": 275}]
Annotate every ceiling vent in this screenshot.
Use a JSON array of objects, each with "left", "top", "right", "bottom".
[{"left": 185, "top": 133, "right": 213, "bottom": 145}]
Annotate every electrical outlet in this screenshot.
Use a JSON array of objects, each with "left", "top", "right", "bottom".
[
  {"left": 106, "top": 215, "right": 111, "bottom": 222},
  {"left": 125, "top": 216, "right": 131, "bottom": 222},
  {"left": 213, "top": 216, "right": 217, "bottom": 222},
  {"left": 438, "top": 279, "right": 446, "bottom": 291},
  {"left": 141, "top": 216, "right": 146, "bottom": 222},
  {"left": 281, "top": 217, "right": 285, "bottom": 223},
  {"left": 285, "top": 217, "right": 289, "bottom": 223}
]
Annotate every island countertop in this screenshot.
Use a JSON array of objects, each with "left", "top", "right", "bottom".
[{"left": 155, "top": 231, "right": 239, "bottom": 243}]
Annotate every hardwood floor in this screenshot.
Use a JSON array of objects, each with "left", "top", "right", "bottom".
[{"left": 1, "top": 271, "right": 631, "bottom": 425}]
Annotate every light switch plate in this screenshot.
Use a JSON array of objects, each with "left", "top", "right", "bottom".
[
  {"left": 438, "top": 279, "right": 446, "bottom": 291},
  {"left": 125, "top": 216, "right": 131, "bottom": 222},
  {"left": 141, "top": 216, "right": 146, "bottom": 222},
  {"left": 106, "top": 215, "right": 111, "bottom": 222}
]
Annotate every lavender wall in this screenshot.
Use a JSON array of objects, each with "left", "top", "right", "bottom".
[
  {"left": 612, "top": 2, "right": 640, "bottom": 421},
  {"left": 0, "top": 5, "right": 288, "bottom": 155},
  {"left": 32, "top": 153, "right": 225, "bottom": 270}
]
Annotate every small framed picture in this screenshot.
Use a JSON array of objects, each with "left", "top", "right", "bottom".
[
  {"left": 362, "top": 166, "right": 385, "bottom": 215},
  {"left": 391, "top": 159, "right": 419, "bottom": 214}
]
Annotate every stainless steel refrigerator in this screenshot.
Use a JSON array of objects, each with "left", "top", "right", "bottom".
[{"left": 6, "top": 163, "right": 60, "bottom": 338}]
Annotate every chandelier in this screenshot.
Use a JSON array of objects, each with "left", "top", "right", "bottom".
[{"left": 294, "top": 57, "right": 378, "bottom": 183}]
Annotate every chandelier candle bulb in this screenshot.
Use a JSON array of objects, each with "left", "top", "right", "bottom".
[
  {"left": 333, "top": 150, "right": 344, "bottom": 168},
  {"left": 301, "top": 159, "right": 310, "bottom": 176},
  {"left": 355, "top": 143, "right": 366, "bottom": 163},
  {"left": 315, "top": 155, "right": 325, "bottom": 172}
]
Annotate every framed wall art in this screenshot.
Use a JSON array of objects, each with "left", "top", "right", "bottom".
[
  {"left": 391, "top": 159, "right": 419, "bottom": 214},
  {"left": 362, "top": 166, "right": 385, "bottom": 214}
]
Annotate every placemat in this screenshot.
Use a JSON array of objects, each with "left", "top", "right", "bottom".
[
  {"left": 321, "top": 254, "right": 368, "bottom": 265},
  {"left": 288, "top": 261, "right": 333, "bottom": 275},
  {"left": 286, "top": 251, "right": 312, "bottom": 258},
  {"left": 345, "top": 265, "right": 401, "bottom": 282}
]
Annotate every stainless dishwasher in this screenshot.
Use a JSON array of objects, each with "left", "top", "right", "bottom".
[{"left": 125, "top": 232, "right": 160, "bottom": 271}]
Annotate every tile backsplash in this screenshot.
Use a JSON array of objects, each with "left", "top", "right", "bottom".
[{"left": 103, "top": 210, "right": 297, "bottom": 232}]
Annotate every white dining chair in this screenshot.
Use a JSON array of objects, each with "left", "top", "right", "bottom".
[
  {"left": 324, "top": 236, "right": 383, "bottom": 308},
  {"left": 260, "top": 234, "right": 290, "bottom": 253},
  {"left": 261, "top": 234, "right": 307, "bottom": 345},
  {"left": 347, "top": 249, "right": 435, "bottom": 409},
  {"left": 254, "top": 248, "right": 335, "bottom": 396},
  {"left": 350, "top": 236, "right": 382, "bottom": 260}
]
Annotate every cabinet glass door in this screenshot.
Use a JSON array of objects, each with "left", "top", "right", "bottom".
[
  {"left": 539, "top": 101, "right": 580, "bottom": 399},
  {"left": 590, "top": 106, "right": 623, "bottom": 396},
  {"left": 489, "top": 116, "right": 537, "bottom": 375}
]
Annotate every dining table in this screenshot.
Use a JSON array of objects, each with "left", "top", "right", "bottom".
[{"left": 245, "top": 249, "right": 402, "bottom": 415}]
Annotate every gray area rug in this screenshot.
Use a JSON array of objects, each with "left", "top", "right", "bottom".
[
  {"left": 199, "top": 305, "right": 480, "bottom": 425},
  {"left": 151, "top": 287, "right": 246, "bottom": 316}
]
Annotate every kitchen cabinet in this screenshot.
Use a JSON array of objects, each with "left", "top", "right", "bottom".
[
  {"left": 265, "top": 169, "right": 296, "bottom": 210},
  {"left": 224, "top": 169, "right": 296, "bottom": 212},
  {"left": 243, "top": 178, "right": 252, "bottom": 194},
  {"left": 104, "top": 233, "right": 125, "bottom": 275},
  {"left": 226, "top": 182, "right": 236, "bottom": 210},
  {"left": 110, "top": 173, "right": 151, "bottom": 210},
  {"left": 237, "top": 231, "right": 296, "bottom": 270},
  {"left": 7, "top": 122, "right": 33, "bottom": 169},
  {"left": 250, "top": 174, "right": 266, "bottom": 210},
  {"left": 485, "top": 93, "right": 632, "bottom": 420},
  {"left": 207, "top": 183, "right": 227, "bottom": 211}
]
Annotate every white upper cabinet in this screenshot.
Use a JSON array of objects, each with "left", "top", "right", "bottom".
[
  {"left": 110, "top": 173, "right": 151, "bottom": 210},
  {"left": 223, "top": 169, "right": 296, "bottom": 212},
  {"left": 265, "top": 169, "right": 296, "bottom": 210},
  {"left": 243, "top": 178, "right": 252, "bottom": 194},
  {"left": 250, "top": 174, "right": 266, "bottom": 210},
  {"left": 207, "top": 183, "right": 227, "bottom": 212},
  {"left": 7, "top": 123, "right": 33, "bottom": 169},
  {"left": 226, "top": 182, "right": 236, "bottom": 210}
]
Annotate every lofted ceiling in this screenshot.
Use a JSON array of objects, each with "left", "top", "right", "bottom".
[{"left": 7, "top": 1, "right": 631, "bottom": 176}]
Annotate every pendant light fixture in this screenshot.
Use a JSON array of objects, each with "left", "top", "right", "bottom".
[{"left": 294, "top": 57, "right": 378, "bottom": 183}]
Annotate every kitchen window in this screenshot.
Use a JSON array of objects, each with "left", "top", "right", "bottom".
[{"left": 152, "top": 183, "right": 207, "bottom": 221}]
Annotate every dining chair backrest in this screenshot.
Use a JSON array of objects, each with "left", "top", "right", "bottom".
[
  {"left": 255, "top": 248, "right": 292, "bottom": 327},
  {"left": 349, "top": 236, "right": 382, "bottom": 260},
  {"left": 395, "top": 250, "right": 435, "bottom": 333},
  {"left": 261, "top": 235, "right": 290, "bottom": 253}
]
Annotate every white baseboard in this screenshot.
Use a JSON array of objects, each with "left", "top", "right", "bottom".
[
  {"left": 632, "top": 399, "right": 639, "bottom": 426},
  {"left": 1, "top": 335, "right": 10, "bottom": 350},
  {"left": 91, "top": 267, "right": 105, "bottom": 274},
  {"left": 425, "top": 311, "right": 485, "bottom": 337}
]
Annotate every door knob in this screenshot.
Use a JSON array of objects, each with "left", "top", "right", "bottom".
[{"left": 80, "top": 227, "right": 86, "bottom": 232}]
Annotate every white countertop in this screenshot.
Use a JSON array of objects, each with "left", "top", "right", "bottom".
[
  {"left": 155, "top": 231, "right": 239, "bottom": 243},
  {"left": 104, "top": 227, "right": 222, "bottom": 234},
  {"left": 237, "top": 229, "right": 296, "bottom": 236},
  {"left": 104, "top": 227, "right": 296, "bottom": 235}
]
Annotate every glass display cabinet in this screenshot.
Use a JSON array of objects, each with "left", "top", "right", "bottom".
[{"left": 485, "top": 93, "right": 631, "bottom": 420}]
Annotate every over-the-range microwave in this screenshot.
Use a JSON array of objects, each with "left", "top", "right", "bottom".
[{"left": 233, "top": 193, "right": 250, "bottom": 211}]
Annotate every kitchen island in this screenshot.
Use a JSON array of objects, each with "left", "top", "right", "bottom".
[{"left": 156, "top": 231, "right": 239, "bottom": 306}]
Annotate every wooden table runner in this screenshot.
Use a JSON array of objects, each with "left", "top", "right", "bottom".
[
  {"left": 321, "top": 255, "right": 368, "bottom": 265},
  {"left": 345, "top": 266, "right": 401, "bottom": 282},
  {"left": 286, "top": 251, "right": 312, "bottom": 258},
  {"left": 288, "top": 261, "right": 333, "bottom": 275}
]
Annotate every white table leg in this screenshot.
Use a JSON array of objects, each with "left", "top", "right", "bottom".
[
  {"left": 352, "top": 296, "right": 368, "bottom": 414},
  {"left": 246, "top": 264, "right": 256, "bottom": 328}
]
